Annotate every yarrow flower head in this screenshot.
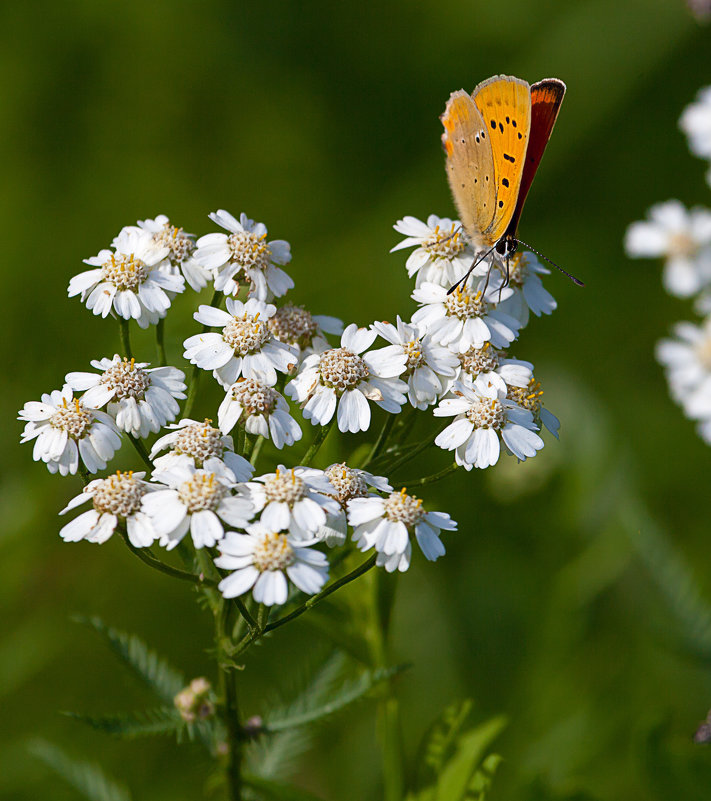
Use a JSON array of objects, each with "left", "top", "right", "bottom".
[
  {"left": 19, "top": 386, "right": 122, "bottom": 476},
  {"left": 69, "top": 228, "right": 185, "bottom": 328},
  {"left": 347, "top": 488, "right": 457, "bottom": 573},
  {"left": 267, "top": 303, "right": 343, "bottom": 361},
  {"left": 244, "top": 466, "right": 341, "bottom": 540},
  {"left": 412, "top": 278, "right": 521, "bottom": 353},
  {"left": 285, "top": 324, "right": 408, "bottom": 433},
  {"left": 453, "top": 343, "right": 533, "bottom": 391},
  {"left": 65, "top": 356, "right": 186, "bottom": 438},
  {"left": 505, "top": 375, "right": 560, "bottom": 438},
  {"left": 391, "top": 215, "right": 475, "bottom": 288},
  {"left": 59, "top": 470, "right": 156, "bottom": 547},
  {"left": 218, "top": 378, "right": 302, "bottom": 449},
  {"left": 434, "top": 377, "right": 544, "bottom": 470},
  {"left": 371, "top": 317, "right": 458, "bottom": 409},
  {"left": 142, "top": 459, "right": 253, "bottom": 550},
  {"left": 184, "top": 297, "right": 297, "bottom": 388},
  {"left": 496, "top": 251, "right": 557, "bottom": 327},
  {"left": 625, "top": 200, "right": 711, "bottom": 298},
  {"left": 194, "top": 210, "right": 293, "bottom": 300},
  {"left": 149, "top": 418, "right": 254, "bottom": 481},
  {"left": 215, "top": 523, "right": 329, "bottom": 605},
  {"left": 680, "top": 86, "right": 711, "bottom": 185}
]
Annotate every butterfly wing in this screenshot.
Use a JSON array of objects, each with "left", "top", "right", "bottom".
[
  {"left": 503, "top": 78, "right": 566, "bottom": 242},
  {"left": 471, "top": 75, "right": 532, "bottom": 244},
  {"left": 441, "top": 90, "right": 497, "bottom": 249}
]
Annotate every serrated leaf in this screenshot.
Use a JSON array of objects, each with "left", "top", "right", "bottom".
[
  {"left": 420, "top": 699, "right": 475, "bottom": 780},
  {"left": 75, "top": 616, "right": 185, "bottom": 702},
  {"left": 29, "top": 739, "right": 132, "bottom": 801},
  {"left": 243, "top": 773, "right": 326, "bottom": 801},
  {"left": 63, "top": 707, "right": 183, "bottom": 739},
  {"left": 264, "top": 664, "right": 407, "bottom": 732}
]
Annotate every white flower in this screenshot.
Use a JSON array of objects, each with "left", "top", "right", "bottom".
[
  {"left": 194, "top": 210, "right": 293, "bottom": 300},
  {"left": 347, "top": 488, "right": 457, "bottom": 573},
  {"left": 371, "top": 317, "right": 458, "bottom": 409},
  {"left": 625, "top": 201, "right": 711, "bottom": 297},
  {"left": 505, "top": 375, "right": 560, "bottom": 438},
  {"left": 244, "top": 466, "right": 341, "bottom": 540},
  {"left": 218, "top": 378, "right": 302, "bottom": 449},
  {"left": 316, "top": 463, "right": 392, "bottom": 546},
  {"left": 391, "top": 215, "right": 476, "bottom": 288},
  {"left": 19, "top": 387, "right": 122, "bottom": 476},
  {"left": 656, "top": 317, "right": 711, "bottom": 420},
  {"left": 215, "top": 524, "right": 329, "bottom": 605},
  {"left": 285, "top": 324, "right": 408, "bottom": 433},
  {"left": 183, "top": 297, "right": 297, "bottom": 388},
  {"left": 412, "top": 279, "right": 521, "bottom": 353},
  {"left": 129, "top": 214, "right": 212, "bottom": 292},
  {"left": 65, "top": 356, "right": 186, "bottom": 438},
  {"left": 149, "top": 418, "right": 254, "bottom": 481},
  {"left": 434, "top": 377, "right": 544, "bottom": 470},
  {"left": 267, "top": 303, "right": 343, "bottom": 361},
  {"left": 69, "top": 228, "right": 185, "bottom": 328},
  {"left": 496, "top": 251, "right": 557, "bottom": 327},
  {"left": 142, "top": 458, "right": 253, "bottom": 550},
  {"left": 453, "top": 343, "right": 533, "bottom": 391},
  {"left": 59, "top": 470, "right": 157, "bottom": 547},
  {"left": 680, "top": 86, "right": 711, "bottom": 182}
]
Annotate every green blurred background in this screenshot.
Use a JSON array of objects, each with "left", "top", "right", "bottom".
[{"left": 4, "top": 0, "right": 711, "bottom": 798}]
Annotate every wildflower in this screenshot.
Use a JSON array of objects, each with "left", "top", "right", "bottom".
[
  {"left": 680, "top": 86, "right": 711, "bottom": 183},
  {"left": 506, "top": 376, "right": 560, "bottom": 437},
  {"left": 454, "top": 343, "right": 533, "bottom": 390},
  {"left": 174, "top": 677, "right": 214, "bottom": 723},
  {"left": 497, "top": 251, "right": 557, "bottom": 327},
  {"left": 267, "top": 303, "right": 343, "bottom": 360}
]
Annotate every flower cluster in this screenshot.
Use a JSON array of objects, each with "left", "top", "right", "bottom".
[
  {"left": 19, "top": 201, "right": 564, "bottom": 607},
  {"left": 625, "top": 86, "right": 711, "bottom": 444}
]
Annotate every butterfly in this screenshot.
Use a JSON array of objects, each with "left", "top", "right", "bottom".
[{"left": 441, "top": 74, "right": 582, "bottom": 291}]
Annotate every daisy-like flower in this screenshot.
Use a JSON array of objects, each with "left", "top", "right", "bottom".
[
  {"left": 680, "top": 86, "right": 711, "bottom": 183},
  {"left": 131, "top": 214, "right": 212, "bottom": 292},
  {"left": 412, "top": 278, "right": 521, "bottom": 353},
  {"left": 267, "top": 303, "right": 343, "bottom": 360},
  {"left": 244, "top": 466, "right": 341, "bottom": 540},
  {"left": 194, "top": 210, "right": 293, "bottom": 300},
  {"left": 285, "top": 324, "right": 408, "bottom": 433},
  {"left": 19, "top": 387, "right": 122, "bottom": 476},
  {"left": 624, "top": 201, "right": 711, "bottom": 297},
  {"left": 69, "top": 228, "right": 185, "bottom": 328},
  {"left": 454, "top": 343, "right": 533, "bottom": 391},
  {"left": 348, "top": 488, "right": 457, "bottom": 573},
  {"left": 215, "top": 524, "right": 329, "bottom": 606},
  {"left": 142, "top": 458, "right": 253, "bottom": 550},
  {"left": 184, "top": 297, "right": 297, "bottom": 388},
  {"left": 371, "top": 317, "right": 458, "bottom": 409},
  {"left": 496, "top": 251, "right": 557, "bottom": 327},
  {"left": 391, "top": 215, "right": 475, "bottom": 288},
  {"left": 434, "top": 377, "right": 544, "bottom": 470},
  {"left": 316, "top": 462, "right": 392, "bottom": 546},
  {"left": 59, "top": 470, "right": 156, "bottom": 547},
  {"left": 506, "top": 375, "right": 560, "bottom": 438},
  {"left": 65, "top": 356, "right": 186, "bottom": 438},
  {"left": 149, "top": 418, "right": 254, "bottom": 481},
  {"left": 218, "top": 378, "right": 302, "bottom": 449}
]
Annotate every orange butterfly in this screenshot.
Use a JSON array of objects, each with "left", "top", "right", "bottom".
[{"left": 441, "top": 74, "right": 582, "bottom": 291}]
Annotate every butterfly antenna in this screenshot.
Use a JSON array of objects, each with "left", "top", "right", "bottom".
[
  {"left": 447, "top": 243, "right": 498, "bottom": 295},
  {"left": 515, "top": 238, "right": 585, "bottom": 287}
]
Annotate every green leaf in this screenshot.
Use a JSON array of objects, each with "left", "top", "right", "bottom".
[
  {"left": 264, "top": 663, "right": 408, "bottom": 732},
  {"left": 243, "top": 774, "right": 326, "bottom": 801},
  {"left": 29, "top": 739, "right": 132, "bottom": 801},
  {"left": 418, "top": 699, "right": 475, "bottom": 782},
  {"left": 75, "top": 616, "right": 185, "bottom": 702},
  {"left": 62, "top": 707, "right": 184, "bottom": 740}
]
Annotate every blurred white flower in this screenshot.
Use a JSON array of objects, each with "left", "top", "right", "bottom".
[
  {"left": 285, "top": 324, "right": 408, "bottom": 433},
  {"left": 183, "top": 297, "right": 297, "bottom": 388},
  {"left": 497, "top": 251, "right": 557, "bottom": 327},
  {"left": 625, "top": 201, "right": 711, "bottom": 297},
  {"left": 59, "top": 470, "right": 156, "bottom": 547},
  {"left": 267, "top": 303, "right": 343, "bottom": 361},
  {"left": 680, "top": 86, "right": 711, "bottom": 183},
  {"left": 69, "top": 228, "right": 185, "bottom": 328},
  {"left": 65, "top": 356, "right": 186, "bottom": 438},
  {"left": 194, "top": 210, "right": 293, "bottom": 300},
  {"left": 215, "top": 524, "right": 329, "bottom": 605},
  {"left": 19, "top": 386, "right": 122, "bottom": 476}
]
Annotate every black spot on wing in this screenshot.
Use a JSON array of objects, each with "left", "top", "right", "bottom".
[{"left": 502, "top": 178, "right": 509, "bottom": 187}]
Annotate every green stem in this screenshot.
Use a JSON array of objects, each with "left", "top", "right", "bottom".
[
  {"left": 302, "top": 419, "right": 335, "bottom": 467},
  {"left": 128, "top": 434, "right": 153, "bottom": 471},
  {"left": 233, "top": 597, "right": 257, "bottom": 631},
  {"left": 119, "top": 318, "right": 133, "bottom": 360},
  {"left": 183, "top": 289, "right": 224, "bottom": 420},
  {"left": 236, "top": 427, "right": 246, "bottom": 458},
  {"left": 393, "top": 463, "right": 458, "bottom": 488},
  {"left": 382, "top": 425, "right": 447, "bottom": 476},
  {"left": 250, "top": 435, "right": 265, "bottom": 467},
  {"left": 265, "top": 553, "right": 377, "bottom": 632},
  {"left": 156, "top": 318, "right": 167, "bottom": 366},
  {"left": 120, "top": 531, "right": 216, "bottom": 586},
  {"left": 216, "top": 599, "right": 243, "bottom": 801},
  {"left": 363, "top": 413, "right": 397, "bottom": 468}
]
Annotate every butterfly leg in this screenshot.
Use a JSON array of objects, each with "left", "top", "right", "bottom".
[{"left": 447, "top": 243, "right": 497, "bottom": 296}]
